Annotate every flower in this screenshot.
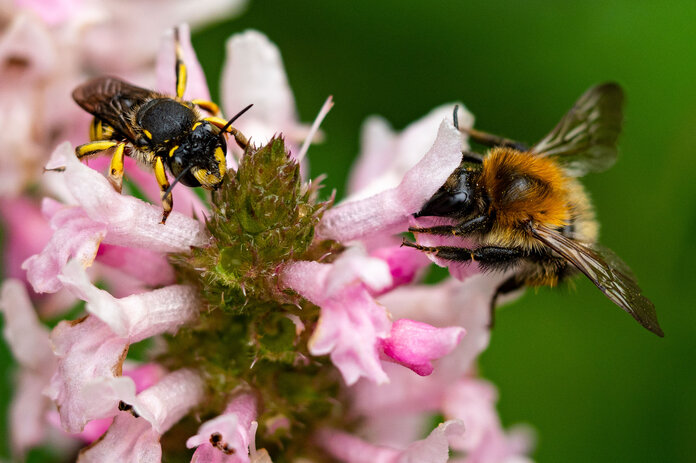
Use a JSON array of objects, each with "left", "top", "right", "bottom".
[{"left": 1, "top": 21, "right": 535, "bottom": 463}]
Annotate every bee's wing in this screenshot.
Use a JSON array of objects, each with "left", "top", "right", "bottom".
[
  {"left": 531, "top": 224, "right": 663, "bottom": 337},
  {"left": 531, "top": 83, "right": 624, "bottom": 177},
  {"left": 72, "top": 76, "right": 153, "bottom": 141}
]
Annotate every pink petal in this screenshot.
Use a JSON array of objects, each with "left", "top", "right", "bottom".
[
  {"left": 58, "top": 260, "right": 199, "bottom": 339},
  {"left": 348, "top": 104, "right": 472, "bottom": 198},
  {"left": 318, "top": 420, "right": 465, "bottom": 463},
  {"left": 124, "top": 363, "right": 167, "bottom": 394},
  {"left": 325, "top": 246, "right": 393, "bottom": 296},
  {"left": 443, "top": 379, "right": 534, "bottom": 462},
  {"left": 282, "top": 260, "right": 391, "bottom": 385},
  {"left": 79, "top": 0, "right": 246, "bottom": 73},
  {"left": 131, "top": 368, "right": 205, "bottom": 433},
  {"left": 380, "top": 319, "right": 465, "bottom": 376},
  {"left": 22, "top": 206, "right": 106, "bottom": 294},
  {"left": 0, "top": 279, "right": 53, "bottom": 368},
  {"left": 156, "top": 23, "right": 210, "bottom": 101},
  {"left": 97, "top": 244, "right": 175, "bottom": 288},
  {"left": 77, "top": 413, "right": 162, "bottom": 463},
  {"left": 78, "top": 369, "right": 204, "bottom": 462},
  {"left": 187, "top": 393, "right": 258, "bottom": 463},
  {"left": 13, "top": 0, "right": 83, "bottom": 25},
  {"left": 0, "top": 11, "right": 56, "bottom": 82},
  {"left": 46, "top": 412, "right": 113, "bottom": 443},
  {"left": 89, "top": 156, "right": 210, "bottom": 219},
  {"left": 46, "top": 315, "right": 131, "bottom": 432},
  {"left": 222, "top": 30, "right": 298, "bottom": 146},
  {"left": 46, "top": 262, "right": 199, "bottom": 433},
  {"left": 46, "top": 142, "right": 209, "bottom": 252},
  {"left": 11, "top": 369, "right": 52, "bottom": 453},
  {"left": 317, "top": 119, "right": 464, "bottom": 243},
  {"left": 370, "top": 246, "right": 432, "bottom": 293},
  {"left": 0, "top": 280, "right": 55, "bottom": 453},
  {"left": 0, "top": 197, "right": 52, "bottom": 282},
  {"left": 400, "top": 420, "right": 466, "bottom": 463}
]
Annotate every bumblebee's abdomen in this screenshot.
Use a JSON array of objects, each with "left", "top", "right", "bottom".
[
  {"left": 482, "top": 147, "right": 570, "bottom": 229},
  {"left": 136, "top": 98, "right": 196, "bottom": 144}
]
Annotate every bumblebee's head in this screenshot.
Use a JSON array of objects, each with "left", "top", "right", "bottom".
[{"left": 167, "top": 120, "right": 227, "bottom": 190}]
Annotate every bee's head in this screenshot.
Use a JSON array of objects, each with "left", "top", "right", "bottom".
[{"left": 167, "top": 120, "right": 227, "bottom": 190}]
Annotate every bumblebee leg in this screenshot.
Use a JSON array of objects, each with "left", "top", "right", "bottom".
[
  {"left": 108, "top": 143, "right": 126, "bottom": 193},
  {"left": 154, "top": 157, "right": 172, "bottom": 224},
  {"left": 403, "top": 241, "right": 523, "bottom": 269},
  {"left": 401, "top": 240, "right": 476, "bottom": 262},
  {"left": 192, "top": 99, "right": 220, "bottom": 115},
  {"left": 409, "top": 215, "right": 489, "bottom": 236},
  {"left": 463, "top": 127, "right": 529, "bottom": 151},
  {"left": 75, "top": 140, "right": 119, "bottom": 161},
  {"left": 204, "top": 116, "right": 249, "bottom": 150},
  {"left": 174, "top": 27, "right": 187, "bottom": 99},
  {"left": 489, "top": 276, "right": 524, "bottom": 329}
]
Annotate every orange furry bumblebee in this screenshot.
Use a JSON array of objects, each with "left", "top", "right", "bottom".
[{"left": 404, "top": 83, "right": 663, "bottom": 336}]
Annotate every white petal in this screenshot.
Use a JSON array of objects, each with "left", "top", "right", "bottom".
[
  {"left": 0, "top": 279, "right": 53, "bottom": 368},
  {"left": 222, "top": 30, "right": 297, "bottom": 144}
]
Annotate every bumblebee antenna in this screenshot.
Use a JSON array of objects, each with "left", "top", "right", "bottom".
[
  {"left": 453, "top": 105, "right": 460, "bottom": 130},
  {"left": 163, "top": 164, "right": 194, "bottom": 201},
  {"left": 220, "top": 103, "right": 254, "bottom": 135}
]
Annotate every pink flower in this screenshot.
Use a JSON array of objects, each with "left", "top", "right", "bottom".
[
  {"left": 444, "top": 379, "right": 534, "bottom": 463},
  {"left": 78, "top": 369, "right": 204, "bottom": 462},
  {"left": 283, "top": 247, "right": 466, "bottom": 384},
  {"left": 0, "top": 279, "right": 55, "bottom": 454},
  {"left": 23, "top": 142, "right": 208, "bottom": 294},
  {"left": 347, "top": 104, "right": 473, "bottom": 200},
  {"left": 187, "top": 393, "right": 259, "bottom": 462},
  {"left": 380, "top": 319, "right": 465, "bottom": 376},
  {"left": 318, "top": 420, "right": 466, "bottom": 463},
  {"left": 222, "top": 30, "right": 315, "bottom": 159},
  {"left": 317, "top": 117, "right": 465, "bottom": 244},
  {"left": 46, "top": 260, "right": 199, "bottom": 432},
  {"left": 282, "top": 250, "right": 393, "bottom": 385}
]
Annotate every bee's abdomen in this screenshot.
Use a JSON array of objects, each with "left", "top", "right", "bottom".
[{"left": 136, "top": 98, "right": 196, "bottom": 144}]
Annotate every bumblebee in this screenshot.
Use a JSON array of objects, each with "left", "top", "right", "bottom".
[
  {"left": 404, "top": 83, "right": 663, "bottom": 336},
  {"left": 72, "top": 28, "right": 251, "bottom": 223}
]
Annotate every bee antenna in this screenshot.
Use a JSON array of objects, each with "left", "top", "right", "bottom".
[
  {"left": 163, "top": 164, "right": 194, "bottom": 201},
  {"left": 220, "top": 103, "right": 254, "bottom": 135},
  {"left": 453, "top": 105, "right": 460, "bottom": 130}
]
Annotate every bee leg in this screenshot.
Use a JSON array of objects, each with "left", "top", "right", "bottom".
[
  {"left": 489, "top": 276, "right": 524, "bottom": 329},
  {"left": 154, "top": 157, "right": 172, "bottom": 224},
  {"left": 401, "top": 240, "right": 477, "bottom": 262},
  {"left": 89, "top": 118, "right": 116, "bottom": 141},
  {"left": 75, "top": 140, "right": 119, "bottom": 161},
  {"left": 462, "top": 127, "right": 529, "bottom": 151},
  {"left": 107, "top": 143, "right": 127, "bottom": 193},
  {"left": 192, "top": 99, "right": 220, "bottom": 115},
  {"left": 174, "top": 27, "right": 187, "bottom": 99},
  {"left": 204, "top": 116, "right": 249, "bottom": 150},
  {"left": 403, "top": 240, "right": 524, "bottom": 271},
  {"left": 409, "top": 215, "right": 488, "bottom": 236}
]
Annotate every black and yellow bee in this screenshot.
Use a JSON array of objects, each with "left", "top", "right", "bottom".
[
  {"left": 72, "top": 28, "right": 251, "bottom": 223},
  {"left": 405, "top": 83, "right": 663, "bottom": 336}
]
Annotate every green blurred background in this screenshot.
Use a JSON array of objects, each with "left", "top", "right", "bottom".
[{"left": 4, "top": 0, "right": 696, "bottom": 461}]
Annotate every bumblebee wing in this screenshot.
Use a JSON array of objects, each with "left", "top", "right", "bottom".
[
  {"left": 531, "top": 224, "right": 663, "bottom": 337},
  {"left": 72, "top": 76, "right": 153, "bottom": 140},
  {"left": 531, "top": 83, "right": 624, "bottom": 177}
]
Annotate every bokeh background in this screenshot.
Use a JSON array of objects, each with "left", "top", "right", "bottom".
[{"left": 3, "top": 1, "right": 695, "bottom": 461}]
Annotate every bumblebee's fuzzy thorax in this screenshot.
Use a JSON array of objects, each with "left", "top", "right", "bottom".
[{"left": 482, "top": 147, "right": 570, "bottom": 230}]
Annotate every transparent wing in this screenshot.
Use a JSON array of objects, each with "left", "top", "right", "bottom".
[
  {"left": 72, "top": 76, "right": 153, "bottom": 141},
  {"left": 531, "top": 83, "right": 624, "bottom": 177},
  {"left": 531, "top": 224, "right": 663, "bottom": 336}
]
